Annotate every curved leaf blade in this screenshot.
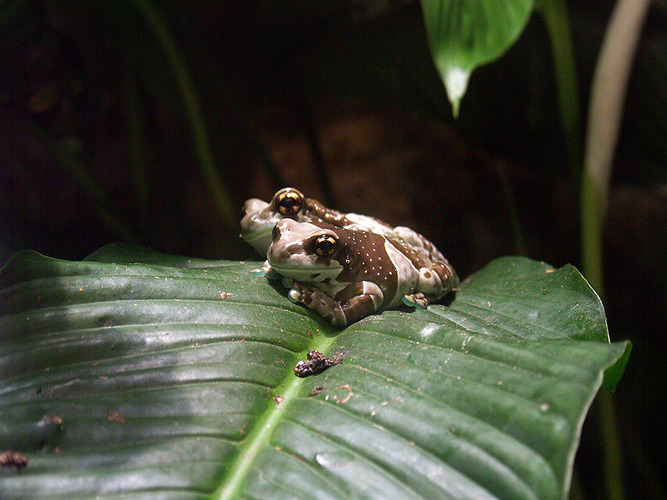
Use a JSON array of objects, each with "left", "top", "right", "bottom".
[
  {"left": 0, "top": 246, "right": 629, "bottom": 499},
  {"left": 421, "top": 0, "right": 534, "bottom": 115}
]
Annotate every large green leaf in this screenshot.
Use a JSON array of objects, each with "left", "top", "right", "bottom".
[
  {"left": 421, "top": 0, "right": 534, "bottom": 116},
  {"left": 0, "top": 245, "right": 629, "bottom": 499}
]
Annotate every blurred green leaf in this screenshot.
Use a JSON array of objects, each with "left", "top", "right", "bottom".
[
  {"left": 0, "top": 246, "right": 629, "bottom": 498},
  {"left": 421, "top": 0, "right": 534, "bottom": 116}
]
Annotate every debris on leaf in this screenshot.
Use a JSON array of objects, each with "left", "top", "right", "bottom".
[
  {"left": 309, "top": 385, "right": 325, "bottom": 396},
  {"left": 294, "top": 350, "right": 343, "bottom": 377},
  {"left": 308, "top": 384, "right": 354, "bottom": 405},
  {"left": 333, "top": 384, "right": 354, "bottom": 405},
  {"left": 1, "top": 450, "right": 28, "bottom": 470},
  {"left": 41, "top": 414, "right": 63, "bottom": 426},
  {"left": 107, "top": 408, "right": 125, "bottom": 423}
]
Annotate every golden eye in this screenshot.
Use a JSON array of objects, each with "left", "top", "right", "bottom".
[
  {"left": 275, "top": 188, "right": 304, "bottom": 216},
  {"left": 314, "top": 234, "right": 337, "bottom": 257}
]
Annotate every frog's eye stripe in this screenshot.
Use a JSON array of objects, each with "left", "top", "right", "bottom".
[
  {"left": 314, "top": 234, "right": 337, "bottom": 256},
  {"left": 276, "top": 189, "right": 304, "bottom": 216}
]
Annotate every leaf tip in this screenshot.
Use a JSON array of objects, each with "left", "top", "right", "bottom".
[
  {"left": 443, "top": 65, "right": 470, "bottom": 118},
  {"left": 601, "top": 340, "right": 632, "bottom": 391}
]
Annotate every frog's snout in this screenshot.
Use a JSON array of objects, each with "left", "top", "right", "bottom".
[
  {"left": 272, "top": 218, "right": 300, "bottom": 243},
  {"left": 241, "top": 198, "right": 268, "bottom": 218}
]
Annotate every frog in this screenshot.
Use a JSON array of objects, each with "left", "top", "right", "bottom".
[
  {"left": 265, "top": 218, "right": 458, "bottom": 327},
  {"left": 240, "top": 187, "right": 445, "bottom": 264}
]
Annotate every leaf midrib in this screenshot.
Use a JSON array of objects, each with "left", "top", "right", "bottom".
[{"left": 212, "top": 331, "right": 337, "bottom": 499}]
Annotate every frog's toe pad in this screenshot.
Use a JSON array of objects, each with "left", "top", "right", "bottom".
[
  {"left": 250, "top": 266, "right": 282, "bottom": 280},
  {"left": 288, "top": 288, "right": 302, "bottom": 303},
  {"left": 402, "top": 295, "right": 417, "bottom": 308},
  {"left": 403, "top": 294, "right": 428, "bottom": 309},
  {"left": 264, "top": 269, "right": 282, "bottom": 280}
]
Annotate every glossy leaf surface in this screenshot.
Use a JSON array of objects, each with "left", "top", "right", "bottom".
[
  {"left": 421, "top": 0, "right": 534, "bottom": 115},
  {"left": 0, "top": 245, "right": 629, "bottom": 499}
]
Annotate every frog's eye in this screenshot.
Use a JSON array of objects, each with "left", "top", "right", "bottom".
[
  {"left": 314, "top": 234, "right": 338, "bottom": 257},
  {"left": 275, "top": 189, "right": 304, "bottom": 216}
]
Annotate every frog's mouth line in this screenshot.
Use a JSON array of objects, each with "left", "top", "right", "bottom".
[{"left": 269, "top": 263, "right": 343, "bottom": 282}]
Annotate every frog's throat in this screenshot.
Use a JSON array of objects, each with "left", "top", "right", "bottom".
[{"left": 241, "top": 226, "right": 274, "bottom": 253}]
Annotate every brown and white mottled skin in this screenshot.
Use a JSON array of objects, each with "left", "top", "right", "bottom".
[
  {"left": 240, "top": 187, "right": 445, "bottom": 264},
  {"left": 266, "top": 219, "right": 458, "bottom": 327}
]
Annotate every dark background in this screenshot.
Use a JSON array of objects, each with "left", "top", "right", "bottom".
[{"left": 1, "top": 1, "right": 664, "bottom": 498}]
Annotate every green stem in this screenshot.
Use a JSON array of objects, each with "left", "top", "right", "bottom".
[
  {"left": 598, "top": 391, "right": 625, "bottom": 500},
  {"left": 497, "top": 164, "right": 527, "bottom": 257},
  {"left": 133, "top": 0, "right": 235, "bottom": 225},
  {"left": 581, "top": 0, "right": 651, "bottom": 243},
  {"left": 536, "top": 0, "right": 583, "bottom": 176},
  {"left": 197, "top": 55, "right": 286, "bottom": 188},
  {"left": 299, "top": 105, "right": 335, "bottom": 207},
  {"left": 580, "top": 169, "right": 604, "bottom": 293},
  {"left": 580, "top": 1, "right": 651, "bottom": 499}
]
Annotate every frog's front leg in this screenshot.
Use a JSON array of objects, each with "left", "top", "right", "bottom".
[{"left": 289, "top": 281, "right": 384, "bottom": 327}]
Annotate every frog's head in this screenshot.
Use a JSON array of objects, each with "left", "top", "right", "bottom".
[
  {"left": 240, "top": 188, "right": 308, "bottom": 255},
  {"left": 267, "top": 218, "right": 345, "bottom": 282}
]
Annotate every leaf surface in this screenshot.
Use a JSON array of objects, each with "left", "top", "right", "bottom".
[{"left": 0, "top": 245, "right": 629, "bottom": 499}]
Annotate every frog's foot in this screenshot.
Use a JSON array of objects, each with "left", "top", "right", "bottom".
[
  {"left": 402, "top": 293, "right": 429, "bottom": 309},
  {"left": 416, "top": 261, "right": 458, "bottom": 299},
  {"left": 289, "top": 281, "right": 383, "bottom": 328},
  {"left": 250, "top": 261, "right": 282, "bottom": 280},
  {"left": 288, "top": 282, "right": 347, "bottom": 327},
  {"left": 287, "top": 285, "right": 302, "bottom": 303}
]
